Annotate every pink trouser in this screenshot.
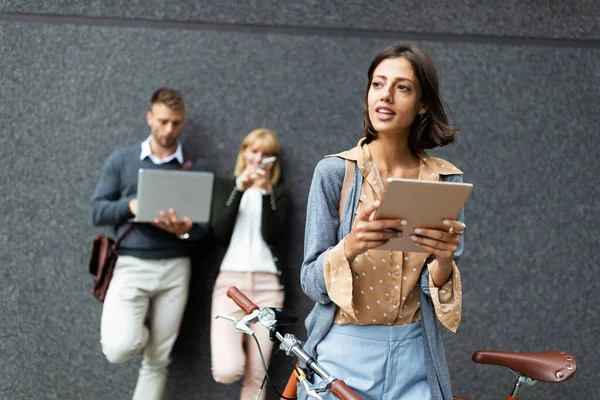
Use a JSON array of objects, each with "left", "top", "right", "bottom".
[
  {"left": 210, "top": 271, "right": 285, "bottom": 400},
  {"left": 100, "top": 255, "right": 191, "bottom": 400}
]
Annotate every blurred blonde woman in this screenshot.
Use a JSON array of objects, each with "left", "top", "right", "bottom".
[{"left": 210, "top": 128, "right": 290, "bottom": 400}]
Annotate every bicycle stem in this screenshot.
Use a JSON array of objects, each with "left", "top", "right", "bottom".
[{"left": 274, "top": 331, "right": 334, "bottom": 387}]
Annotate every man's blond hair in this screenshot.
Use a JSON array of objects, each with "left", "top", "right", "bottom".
[{"left": 150, "top": 88, "right": 185, "bottom": 111}]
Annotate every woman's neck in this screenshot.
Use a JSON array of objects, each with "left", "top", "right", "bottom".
[{"left": 368, "top": 134, "right": 420, "bottom": 180}]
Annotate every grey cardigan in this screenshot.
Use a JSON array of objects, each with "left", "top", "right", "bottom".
[{"left": 300, "top": 156, "right": 464, "bottom": 400}]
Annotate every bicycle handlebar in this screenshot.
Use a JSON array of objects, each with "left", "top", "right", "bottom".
[
  {"left": 330, "top": 380, "right": 362, "bottom": 400},
  {"left": 227, "top": 285, "right": 259, "bottom": 314},
  {"left": 225, "top": 286, "right": 362, "bottom": 400}
]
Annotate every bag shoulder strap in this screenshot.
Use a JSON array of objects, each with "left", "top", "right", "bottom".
[
  {"left": 179, "top": 157, "right": 197, "bottom": 171},
  {"left": 114, "top": 224, "right": 135, "bottom": 249},
  {"left": 338, "top": 159, "right": 355, "bottom": 222}
]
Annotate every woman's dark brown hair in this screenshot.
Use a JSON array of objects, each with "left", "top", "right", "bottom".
[{"left": 362, "top": 45, "right": 457, "bottom": 152}]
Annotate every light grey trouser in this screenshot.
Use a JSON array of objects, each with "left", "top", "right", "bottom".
[
  {"left": 210, "top": 271, "right": 285, "bottom": 400},
  {"left": 100, "top": 255, "right": 191, "bottom": 400}
]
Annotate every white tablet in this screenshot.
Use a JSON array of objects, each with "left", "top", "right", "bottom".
[
  {"left": 135, "top": 169, "right": 214, "bottom": 223},
  {"left": 373, "top": 178, "right": 473, "bottom": 253}
]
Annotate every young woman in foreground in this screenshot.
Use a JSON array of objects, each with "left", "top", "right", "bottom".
[{"left": 300, "top": 45, "right": 466, "bottom": 400}]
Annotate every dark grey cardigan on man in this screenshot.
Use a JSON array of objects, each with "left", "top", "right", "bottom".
[
  {"left": 91, "top": 145, "right": 211, "bottom": 259},
  {"left": 299, "top": 156, "right": 464, "bottom": 400}
]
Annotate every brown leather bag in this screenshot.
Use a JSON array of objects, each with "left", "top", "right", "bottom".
[
  {"left": 89, "top": 158, "right": 198, "bottom": 303},
  {"left": 89, "top": 225, "right": 135, "bottom": 302}
]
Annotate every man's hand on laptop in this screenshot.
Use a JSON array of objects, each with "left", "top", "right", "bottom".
[
  {"left": 129, "top": 198, "right": 138, "bottom": 215},
  {"left": 152, "top": 208, "right": 193, "bottom": 236}
]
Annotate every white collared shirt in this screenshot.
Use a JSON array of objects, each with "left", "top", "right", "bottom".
[{"left": 140, "top": 136, "right": 184, "bottom": 165}]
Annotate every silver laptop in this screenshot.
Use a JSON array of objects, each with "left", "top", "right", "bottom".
[{"left": 135, "top": 169, "right": 214, "bottom": 223}]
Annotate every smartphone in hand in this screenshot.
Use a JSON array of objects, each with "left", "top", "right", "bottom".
[{"left": 259, "top": 156, "right": 277, "bottom": 169}]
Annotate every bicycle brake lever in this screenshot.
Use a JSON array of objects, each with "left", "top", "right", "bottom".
[
  {"left": 299, "top": 376, "right": 322, "bottom": 399},
  {"left": 215, "top": 314, "right": 237, "bottom": 324},
  {"left": 216, "top": 310, "right": 261, "bottom": 335},
  {"left": 215, "top": 313, "right": 255, "bottom": 335}
]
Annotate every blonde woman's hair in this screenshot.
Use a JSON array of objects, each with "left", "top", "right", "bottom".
[{"left": 234, "top": 128, "right": 281, "bottom": 184}]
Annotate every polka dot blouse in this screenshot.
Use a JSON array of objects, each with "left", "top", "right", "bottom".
[{"left": 324, "top": 140, "right": 464, "bottom": 333}]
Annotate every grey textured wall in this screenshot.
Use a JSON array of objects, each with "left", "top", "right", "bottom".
[{"left": 1, "top": 2, "right": 598, "bottom": 400}]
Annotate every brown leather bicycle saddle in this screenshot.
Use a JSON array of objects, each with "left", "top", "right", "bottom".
[{"left": 472, "top": 350, "right": 577, "bottom": 383}]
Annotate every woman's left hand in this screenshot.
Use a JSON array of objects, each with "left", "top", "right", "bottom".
[{"left": 410, "top": 219, "right": 466, "bottom": 265}]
